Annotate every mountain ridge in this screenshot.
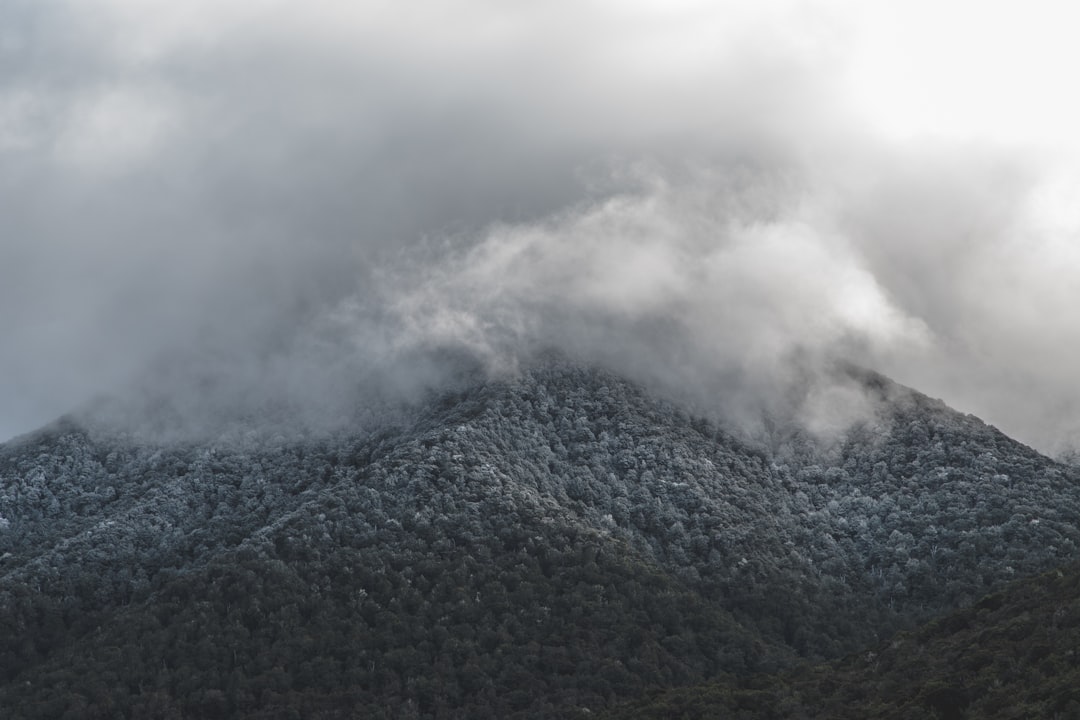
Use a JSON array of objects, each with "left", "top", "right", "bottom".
[{"left": 2, "top": 363, "right": 1079, "bottom": 717}]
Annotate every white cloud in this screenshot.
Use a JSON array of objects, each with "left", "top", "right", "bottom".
[{"left": 839, "top": 0, "right": 1080, "bottom": 151}]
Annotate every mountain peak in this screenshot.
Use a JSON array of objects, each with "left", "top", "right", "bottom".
[{"left": 2, "top": 363, "right": 1079, "bottom": 717}]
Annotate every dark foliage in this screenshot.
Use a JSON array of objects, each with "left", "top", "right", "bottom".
[
  {"left": 1, "top": 365, "right": 1079, "bottom": 717},
  {"left": 601, "top": 561, "right": 1080, "bottom": 719}
]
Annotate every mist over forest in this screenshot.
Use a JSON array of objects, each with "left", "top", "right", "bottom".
[{"left": 9, "top": 7, "right": 1080, "bottom": 717}]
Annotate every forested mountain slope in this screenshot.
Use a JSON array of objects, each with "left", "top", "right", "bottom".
[
  {"left": 601, "top": 560, "right": 1080, "bottom": 719},
  {"left": 1, "top": 364, "right": 1078, "bottom": 718}
]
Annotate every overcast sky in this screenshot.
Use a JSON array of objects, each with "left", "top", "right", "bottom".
[{"left": 3, "top": 0, "right": 1080, "bottom": 453}]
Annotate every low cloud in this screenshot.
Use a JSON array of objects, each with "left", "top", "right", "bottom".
[{"left": 3, "top": 1, "right": 1080, "bottom": 454}]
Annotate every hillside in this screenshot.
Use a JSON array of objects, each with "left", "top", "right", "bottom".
[
  {"left": 601, "top": 560, "right": 1080, "bottom": 719},
  {"left": 1, "top": 364, "right": 1079, "bottom": 717}
]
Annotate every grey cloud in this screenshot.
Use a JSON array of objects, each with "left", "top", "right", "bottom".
[{"left": 2, "top": 1, "right": 1079, "bottom": 455}]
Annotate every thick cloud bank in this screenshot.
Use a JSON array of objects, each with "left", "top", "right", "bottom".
[{"left": 3, "top": 1, "right": 1080, "bottom": 453}]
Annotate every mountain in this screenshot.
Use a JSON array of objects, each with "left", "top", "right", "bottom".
[{"left": 1, "top": 364, "right": 1079, "bottom": 718}]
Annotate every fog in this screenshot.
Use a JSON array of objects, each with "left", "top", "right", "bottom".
[{"left": 3, "top": 1, "right": 1080, "bottom": 454}]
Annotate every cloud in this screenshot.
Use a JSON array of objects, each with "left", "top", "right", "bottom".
[
  {"left": 329, "top": 161, "right": 930, "bottom": 443},
  {"left": 2, "top": 1, "right": 1080, "bottom": 454}
]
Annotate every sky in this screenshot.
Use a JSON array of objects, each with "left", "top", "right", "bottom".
[{"left": 3, "top": 0, "right": 1080, "bottom": 453}]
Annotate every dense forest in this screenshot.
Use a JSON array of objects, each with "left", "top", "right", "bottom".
[
  {"left": 601, "top": 561, "right": 1080, "bottom": 719},
  {"left": 2, "top": 364, "right": 1079, "bottom": 717}
]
